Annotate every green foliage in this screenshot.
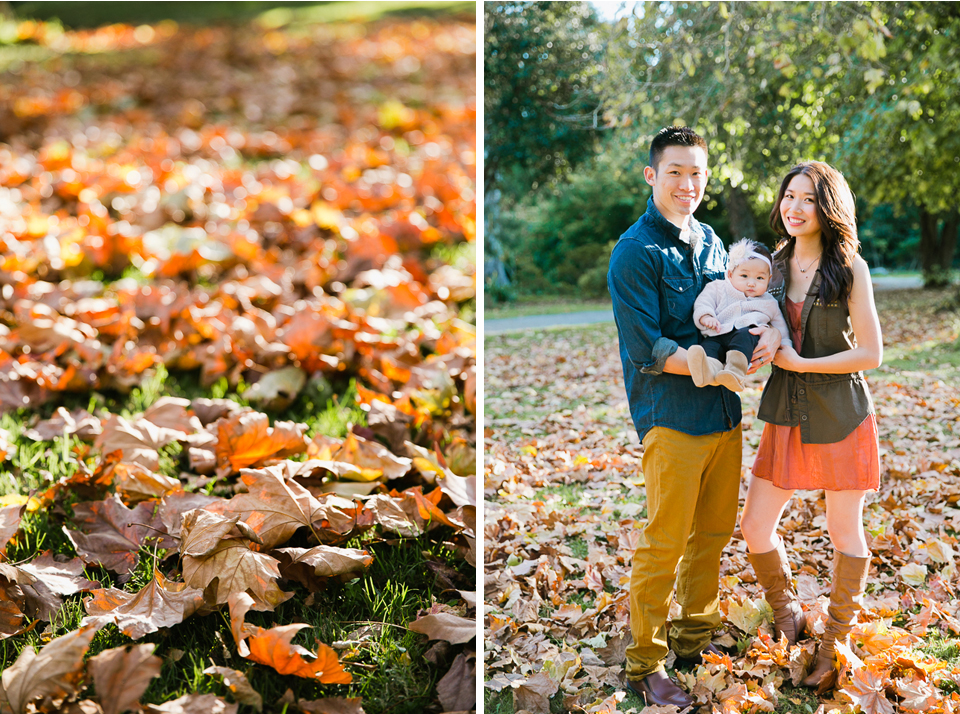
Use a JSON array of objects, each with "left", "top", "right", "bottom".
[{"left": 484, "top": 1, "right": 603, "bottom": 192}]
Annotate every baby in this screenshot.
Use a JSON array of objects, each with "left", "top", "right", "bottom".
[{"left": 687, "top": 238, "right": 791, "bottom": 392}]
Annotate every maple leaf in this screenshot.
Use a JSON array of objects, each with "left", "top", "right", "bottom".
[
  {"left": 896, "top": 676, "right": 939, "bottom": 712},
  {"left": 314, "top": 432, "right": 411, "bottom": 482},
  {"left": 214, "top": 411, "right": 306, "bottom": 476},
  {"left": 143, "top": 694, "right": 238, "bottom": 714},
  {"left": 274, "top": 545, "right": 373, "bottom": 590},
  {"left": 725, "top": 596, "right": 773, "bottom": 635},
  {"left": 295, "top": 698, "right": 365, "bottom": 714},
  {"left": 178, "top": 509, "right": 242, "bottom": 558},
  {"left": 218, "top": 466, "right": 325, "bottom": 548},
  {"left": 158, "top": 490, "right": 224, "bottom": 538},
  {"left": 407, "top": 612, "right": 476, "bottom": 644},
  {"left": 0, "top": 625, "right": 98, "bottom": 714},
  {"left": 181, "top": 538, "right": 290, "bottom": 611},
  {"left": 64, "top": 494, "right": 175, "bottom": 575},
  {"left": 23, "top": 406, "right": 102, "bottom": 441},
  {"left": 245, "top": 623, "right": 352, "bottom": 683},
  {"left": 112, "top": 461, "right": 183, "bottom": 504},
  {"left": 203, "top": 667, "right": 263, "bottom": 712},
  {"left": 17, "top": 551, "right": 101, "bottom": 621},
  {"left": 88, "top": 644, "right": 163, "bottom": 714},
  {"left": 841, "top": 668, "right": 895, "bottom": 714},
  {"left": 436, "top": 652, "right": 476, "bottom": 712},
  {"left": 514, "top": 673, "right": 559, "bottom": 714},
  {"left": 82, "top": 570, "right": 207, "bottom": 639},
  {"left": 94, "top": 413, "right": 183, "bottom": 470}
]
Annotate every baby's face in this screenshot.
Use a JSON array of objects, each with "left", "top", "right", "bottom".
[{"left": 728, "top": 258, "right": 770, "bottom": 298}]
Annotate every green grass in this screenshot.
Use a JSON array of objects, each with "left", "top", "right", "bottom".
[
  {"left": 485, "top": 297, "right": 612, "bottom": 321},
  {"left": 881, "top": 337, "right": 960, "bottom": 376}
]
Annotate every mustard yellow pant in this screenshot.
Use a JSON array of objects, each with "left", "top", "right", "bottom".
[{"left": 625, "top": 425, "right": 742, "bottom": 679}]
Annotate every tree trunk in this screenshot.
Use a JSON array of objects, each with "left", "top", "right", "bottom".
[
  {"left": 723, "top": 184, "right": 757, "bottom": 245},
  {"left": 920, "top": 208, "right": 958, "bottom": 288}
]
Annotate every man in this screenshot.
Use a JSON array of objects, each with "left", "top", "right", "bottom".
[{"left": 607, "top": 126, "right": 780, "bottom": 709}]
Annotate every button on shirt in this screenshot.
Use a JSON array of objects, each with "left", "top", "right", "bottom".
[{"left": 607, "top": 197, "right": 741, "bottom": 440}]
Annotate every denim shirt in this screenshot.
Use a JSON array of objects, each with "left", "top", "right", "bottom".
[{"left": 608, "top": 197, "right": 741, "bottom": 441}]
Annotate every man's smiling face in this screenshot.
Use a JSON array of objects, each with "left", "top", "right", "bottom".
[{"left": 644, "top": 145, "right": 708, "bottom": 228}]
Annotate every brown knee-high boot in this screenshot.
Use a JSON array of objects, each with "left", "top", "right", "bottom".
[
  {"left": 801, "top": 551, "right": 871, "bottom": 688},
  {"left": 747, "top": 541, "right": 807, "bottom": 646}
]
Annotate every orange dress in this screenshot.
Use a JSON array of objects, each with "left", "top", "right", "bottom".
[{"left": 751, "top": 298, "right": 880, "bottom": 491}]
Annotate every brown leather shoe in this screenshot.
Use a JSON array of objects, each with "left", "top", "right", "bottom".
[
  {"left": 626, "top": 670, "right": 695, "bottom": 710},
  {"left": 674, "top": 642, "right": 724, "bottom": 668}
]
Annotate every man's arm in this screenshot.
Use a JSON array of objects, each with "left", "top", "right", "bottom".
[{"left": 609, "top": 239, "right": 691, "bottom": 376}]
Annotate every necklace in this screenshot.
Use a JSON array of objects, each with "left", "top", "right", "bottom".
[{"left": 795, "top": 252, "right": 821, "bottom": 273}]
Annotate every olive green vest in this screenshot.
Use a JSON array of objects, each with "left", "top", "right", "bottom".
[{"left": 756, "top": 258, "right": 874, "bottom": 444}]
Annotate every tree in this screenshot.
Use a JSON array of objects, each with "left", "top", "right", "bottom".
[
  {"left": 600, "top": 2, "right": 960, "bottom": 284},
  {"left": 483, "top": 1, "right": 603, "bottom": 193}
]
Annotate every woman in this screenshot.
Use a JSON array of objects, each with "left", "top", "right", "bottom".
[{"left": 739, "top": 162, "right": 883, "bottom": 688}]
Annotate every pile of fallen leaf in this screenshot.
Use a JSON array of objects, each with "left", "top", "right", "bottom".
[
  {"left": 484, "top": 290, "right": 960, "bottom": 714},
  {"left": 1, "top": 394, "right": 476, "bottom": 713},
  {"left": 0, "top": 10, "right": 476, "bottom": 714}
]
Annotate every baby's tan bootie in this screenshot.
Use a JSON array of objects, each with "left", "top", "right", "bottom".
[
  {"left": 688, "top": 345, "right": 723, "bottom": 387},
  {"left": 715, "top": 351, "right": 749, "bottom": 392}
]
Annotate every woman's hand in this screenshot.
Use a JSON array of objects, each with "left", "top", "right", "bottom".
[
  {"left": 747, "top": 325, "right": 782, "bottom": 374},
  {"left": 772, "top": 344, "right": 806, "bottom": 372}
]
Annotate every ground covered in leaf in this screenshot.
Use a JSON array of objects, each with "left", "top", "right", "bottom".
[
  {"left": 0, "top": 7, "right": 476, "bottom": 714},
  {"left": 484, "top": 288, "right": 960, "bottom": 714}
]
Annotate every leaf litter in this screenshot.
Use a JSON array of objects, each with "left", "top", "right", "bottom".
[
  {"left": 0, "top": 8, "right": 476, "bottom": 714},
  {"left": 484, "top": 289, "right": 960, "bottom": 713}
]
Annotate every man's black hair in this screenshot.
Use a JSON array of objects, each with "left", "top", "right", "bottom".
[{"left": 649, "top": 126, "right": 708, "bottom": 172}]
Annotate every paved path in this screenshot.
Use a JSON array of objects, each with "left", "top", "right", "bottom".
[{"left": 485, "top": 275, "right": 925, "bottom": 334}]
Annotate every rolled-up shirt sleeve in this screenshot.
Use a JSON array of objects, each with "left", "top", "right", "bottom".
[{"left": 607, "top": 239, "right": 677, "bottom": 375}]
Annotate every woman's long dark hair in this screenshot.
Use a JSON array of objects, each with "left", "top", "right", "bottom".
[{"left": 769, "top": 162, "right": 859, "bottom": 306}]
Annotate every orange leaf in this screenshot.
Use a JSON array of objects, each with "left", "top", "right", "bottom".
[{"left": 245, "top": 623, "right": 352, "bottom": 683}]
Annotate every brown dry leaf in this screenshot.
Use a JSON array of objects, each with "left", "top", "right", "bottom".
[
  {"left": 0, "top": 625, "right": 98, "bottom": 714},
  {"left": 141, "top": 397, "right": 202, "bottom": 434},
  {"left": 214, "top": 411, "right": 306, "bottom": 476},
  {"left": 0, "top": 503, "right": 25, "bottom": 552},
  {"left": 158, "top": 490, "right": 224, "bottom": 538},
  {"left": 181, "top": 538, "right": 290, "bottom": 610},
  {"left": 841, "top": 667, "right": 895, "bottom": 714},
  {"left": 274, "top": 545, "right": 373, "bottom": 586},
  {"left": 23, "top": 407, "right": 102, "bottom": 441},
  {"left": 112, "top": 461, "right": 183, "bottom": 504},
  {"left": 203, "top": 666, "right": 263, "bottom": 712},
  {"left": 514, "top": 673, "right": 559, "bottom": 714},
  {"left": 436, "top": 653, "right": 475, "bottom": 712},
  {"left": 227, "top": 591, "right": 257, "bottom": 656},
  {"left": 82, "top": 570, "right": 206, "bottom": 639},
  {"left": 296, "top": 698, "right": 365, "bottom": 714},
  {"left": 335, "top": 432, "right": 412, "bottom": 481},
  {"left": 95, "top": 413, "right": 183, "bottom": 470},
  {"left": 364, "top": 494, "right": 422, "bottom": 537},
  {"left": 144, "top": 693, "right": 238, "bottom": 714},
  {"left": 64, "top": 495, "right": 175, "bottom": 574},
  {"left": 220, "top": 466, "right": 325, "bottom": 549},
  {"left": 179, "top": 509, "right": 242, "bottom": 558},
  {"left": 88, "top": 644, "right": 163, "bottom": 714},
  {"left": 408, "top": 612, "right": 476, "bottom": 645},
  {"left": 245, "top": 623, "right": 352, "bottom": 683},
  {"left": 17, "top": 551, "right": 101, "bottom": 621}
]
